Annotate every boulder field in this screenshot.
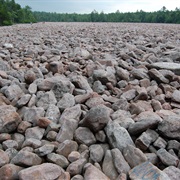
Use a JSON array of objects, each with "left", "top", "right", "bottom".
[{"left": 0, "top": 22, "right": 180, "bottom": 179}]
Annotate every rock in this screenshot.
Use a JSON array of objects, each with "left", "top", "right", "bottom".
[
  {"left": 163, "top": 166, "right": 180, "bottom": 180},
  {"left": 151, "top": 62, "right": 180, "bottom": 75},
  {"left": 28, "top": 83, "right": 37, "bottom": 94},
  {"left": 121, "top": 89, "right": 137, "bottom": 101},
  {"left": 84, "top": 163, "right": 110, "bottom": 180},
  {"left": 24, "top": 70, "right": 36, "bottom": 84},
  {"left": 128, "top": 111, "right": 162, "bottom": 135},
  {"left": 66, "top": 158, "right": 87, "bottom": 176},
  {"left": 0, "top": 149, "right": 9, "bottom": 167},
  {"left": 89, "top": 144, "right": 104, "bottom": 163},
  {"left": 131, "top": 68, "right": 149, "bottom": 79},
  {"left": 145, "top": 153, "right": 158, "bottom": 165},
  {"left": 47, "top": 153, "right": 69, "bottom": 168},
  {"left": 102, "top": 150, "right": 118, "bottom": 180},
  {"left": 153, "top": 137, "right": 167, "bottom": 149},
  {"left": 22, "top": 138, "right": 42, "bottom": 149},
  {"left": 156, "top": 148, "right": 179, "bottom": 167},
  {"left": 85, "top": 96, "right": 105, "bottom": 108},
  {"left": 158, "top": 115, "right": 180, "bottom": 140},
  {"left": 25, "top": 126, "right": 45, "bottom": 140},
  {"left": 95, "top": 130, "right": 106, "bottom": 142},
  {"left": 0, "top": 164, "right": 23, "bottom": 180},
  {"left": 4, "top": 84, "right": 24, "bottom": 101},
  {"left": 116, "top": 66, "right": 130, "bottom": 81},
  {"left": 2, "top": 140, "right": 18, "bottom": 150},
  {"left": 81, "top": 104, "right": 111, "bottom": 133},
  {"left": 70, "top": 74, "right": 93, "bottom": 93},
  {"left": 129, "top": 161, "right": 170, "bottom": 180},
  {"left": 11, "top": 150, "right": 42, "bottom": 166},
  {"left": 68, "top": 151, "right": 80, "bottom": 163},
  {"left": 105, "top": 121, "right": 135, "bottom": 151},
  {"left": 34, "top": 144, "right": 54, "bottom": 156},
  {"left": 45, "top": 104, "right": 60, "bottom": 123},
  {"left": 56, "top": 140, "right": 78, "bottom": 158},
  {"left": 123, "top": 145, "right": 147, "bottom": 168},
  {"left": 18, "top": 163, "right": 64, "bottom": 180},
  {"left": 36, "top": 91, "right": 57, "bottom": 110},
  {"left": 111, "top": 148, "right": 130, "bottom": 174},
  {"left": 74, "top": 127, "right": 96, "bottom": 146},
  {"left": 167, "top": 140, "right": 180, "bottom": 152},
  {"left": 172, "top": 90, "right": 180, "bottom": 103},
  {"left": 148, "top": 68, "right": 169, "bottom": 84},
  {"left": 56, "top": 118, "right": 78, "bottom": 143},
  {"left": 93, "top": 69, "right": 117, "bottom": 86},
  {"left": 16, "top": 94, "right": 31, "bottom": 107},
  {"left": 20, "top": 106, "right": 45, "bottom": 125},
  {"left": 48, "top": 61, "right": 64, "bottom": 74},
  {"left": 0, "top": 105, "right": 22, "bottom": 133},
  {"left": 57, "top": 93, "right": 75, "bottom": 110},
  {"left": 59, "top": 104, "right": 81, "bottom": 123}
]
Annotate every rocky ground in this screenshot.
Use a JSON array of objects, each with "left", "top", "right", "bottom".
[{"left": 0, "top": 22, "right": 180, "bottom": 180}]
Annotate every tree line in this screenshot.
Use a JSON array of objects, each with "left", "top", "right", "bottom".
[
  {"left": 0, "top": 0, "right": 36, "bottom": 26},
  {"left": 0, "top": 1, "right": 180, "bottom": 26},
  {"left": 34, "top": 7, "right": 180, "bottom": 24}
]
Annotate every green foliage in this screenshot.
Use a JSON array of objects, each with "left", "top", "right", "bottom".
[
  {"left": 0, "top": 0, "right": 36, "bottom": 26},
  {"left": 33, "top": 7, "right": 180, "bottom": 24}
]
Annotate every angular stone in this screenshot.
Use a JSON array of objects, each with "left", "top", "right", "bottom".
[
  {"left": 66, "top": 158, "right": 87, "bottom": 176},
  {"left": 172, "top": 90, "right": 180, "bottom": 103},
  {"left": 4, "top": 84, "right": 24, "bottom": 101},
  {"left": 105, "top": 121, "right": 135, "bottom": 151},
  {"left": 158, "top": 115, "right": 180, "bottom": 140},
  {"left": 121, "top": 89, "right": 137, "bottom": 101},
  {"left": 47, "top": 153, "right": 69, "bottom": 168},
  {"left": 81, "top": 104, "right": 111, "bottom": 133},
  {"left": 156, "top": 148, "right": 179, "bottom": 167},
  {"left": 16, "top": 94, "right": 31, "bottom": 107},
  {"left": 56, "top": 119, "right": 78, "bottom": 143},
  {"left": 153, "top": 137, "right": 167, "bottom": 149},
  {"left": 59, "top": 104, "right": 81, "bottom": 123},
  {"left": 36, "top": 91, "right": 57, "bottom": 110},
  {"left": 17, "top": 121, "right": 32, "bottom": 134},
  {"left": 11, "top": 151, "right": 42, "bottom": 166},
  {"left": 129, "top": 161, "right": 170, "bottom": 180},
  {"left": 2, "top": 140, "right": 18, "bottom": 150},
  {"left": 148, "top": 68, "right": 169, "bottom": 84},
  {"left": 0, "top": 164, "right": 23, "bottom": 180},
  {"left": 34, "top": 144, "right": 54, "bottom": 156},
  {"left": 18, "top": 163, "right": 64, "bottom": 180},
  {"left": 0, "top": 149, "right": 9, "bottom": 167},
  {"left": 167, "top": 140, "right": 180, "bottom": 152},
  {"left": 57, "top": 93, "right": 75, "bottom": 111},
  {"left": 128, "top": 112, "right": 162, "bottom": 135},
  {"left": 131, "top": 68, "right": 149, "bottom": 79},
  {"left": 89, "top": 144, "right": 104, "bottom": 163},
  {"left": 56, "top": 140, "right": 78, "bottom": 158},
  {"left": 116, "top": 66, "right": 130, "bottom": 81},
  {"left": 22, "top": 138, "right": 42, "bottom": 149},
  {"left": 163, "top": 166, "right": 180, "bottom": 180},
  {"left": 70, "top": 74, "right": 93, "bottom": 93},
  {"left": 20, "top": 107, "right": 45, "bottom": 125},
  {"left": 84, "top": 163, "right": 110, "bottom": 180},
  {"left": 85, "top": 96, "right": 105, "bottom": 109},
  {"left": 50, "top": 76, "right": 75, "bottom": 100},
  {"left": 45, "top": 104, "right": 60, "bottom": 123},
  {"left": 123, "top": 145, "right": 147, "bottom": 168},
  {"left": 145, "top": 153, "right": 158, "bottom": 165},
  {"left": 102, "top": 150, "right": 118, "bottom": 180},
  {"left": 0, "top": 105, "right": 22, "bottom": 133},
  {"left": 74, "top": 127, "right": 96, "bottom": 146},
  {"left": 111, "top": 148, "right": 130, "bottom": 174},
  {"left": 25, "top": 126, "right": 45, "bottom": 140},
  {"left": 93, "top": 69, "right": 117, "bottom": 86}
]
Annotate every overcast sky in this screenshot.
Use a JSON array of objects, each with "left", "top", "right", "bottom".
[{"left": 15, "top": 0, "right": 180, "bottom": 13}]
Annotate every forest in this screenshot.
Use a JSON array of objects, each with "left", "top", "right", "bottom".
[
  {"left": 0, "top": 0, "right": 36, "bottom": 25},
  {"left": 0, "top": 0, "right": 180, "bottom": 26},
  {"left": 34, "top": 7, "right": 180, "bottom": 24}
]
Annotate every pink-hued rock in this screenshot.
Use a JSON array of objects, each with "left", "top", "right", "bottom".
[{"left": 18, "top": 163, "right": 64, "bottom": 180}]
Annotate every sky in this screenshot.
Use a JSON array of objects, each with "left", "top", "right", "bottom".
[{"left": 15, "top": 0, "right": 180, "bottom": 14}]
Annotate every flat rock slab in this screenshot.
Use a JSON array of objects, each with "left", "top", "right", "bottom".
[
  {"left": 129, "top": 161, "right": 170, "bottom": 180},
  {"left": 150, "top": 62, "right": 180, "bottom": 75}
]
